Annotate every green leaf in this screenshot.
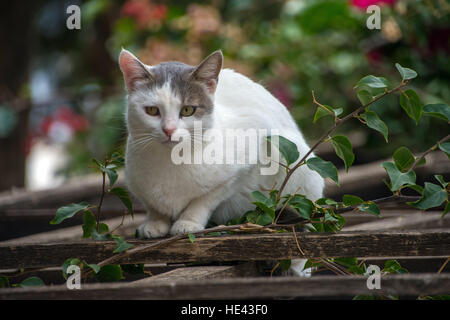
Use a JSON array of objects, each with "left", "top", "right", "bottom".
[
  {"left": 313, "top": 105, "right": 342, "bottom": 123},
  {"left": 0, "top": 276, "right": 10, "bottom": 288},
  {"left": 109, "top": 187, "right": 134, "bottom": 217},
  {"left": 306, "top": 157, "right": 339, "bottom": 185},
  {"left": 255, "top": 212, "right": 274, "bottom": 226},
  {"left": 439, "top": 142, "right": 450, "bottom": 157},
  {"left": 408, "top": 182, "right": 447, "bottom": 210},
  {"left": 331, "top": 135, "right": 354, "bottom": 172},
  {"left": 382, "top": 161, "right": 416, "bottom": 192},
  {"left": 17, "top": 277, "right": 45, "bottom": 287},
  {"left": 399, "top": 89, "right": 422, "bottom": 125},
  {"left": 358, "top": 201, "right": 380, "bottom": 216},
  {"left": 360, "top": 111, "right": 388, "bottom": 142},
  {"left": 342, "top": 194, "right": 364, "bottom": 206},
  {"left": 188, "top": 233, "right": 195, "bottom": 243},
  {"left": 50, "top": 202, "right": 90, "bottom": 225},
  {"left": 253, "top": 201, "right": 276, "bottom": 218},
  {"left": 435, "top": 175, "right": 448, "bottom": 188},
  {"left": 395, "top": 63, "right": 417, "bottom": 81},
  {"left": 403, "top": 184, "right": 424, "bottom": 195},
  {"left": 266, "top": 135, "right": 299, "bottom": 166},
  {"left": 355, "top": 75, "right": 388, "bottom": 89},
  {"left": 87, "top": 264, "right": 101, "bottom": 274},
  {"left": 423, "top": 103, "right": 450, "bottom": 122},
  {"left": 113, "top": 236, "right": 134, "bottom": 253},
  {"left": 443, "top": 202, "right": 450, "bottom": 218},
  {"left": 104, "top": 166, "right": 118, "bottom": 187},
  {"left": 357, "top": 89, "right": 373, "bottom": 105},
  {"left": 316, "top": 198, "right": 338, "bottom": 207},
  {"left": 383, "top": 260, "right": 408, "bottom": 274},
  {"left": 279, "top": 259, "right": 291, "bottom": 271},
  {"left": 110, "top": 152, "right": 125, "bottom": 166},
  {"left": 287, "top": 195, "right": 314, "bottom": 219},
  {"left": 393, "top": 146, "right": 415, "bottom": 172},
  {"left": 251, "top": 191, "right": 274, "bottom": 207},
  {"left": 82, "top": 210, "right": 96, "bottom": 238},
  {"left": 95, "top": 265, "right": 124, "bottom": 282}
]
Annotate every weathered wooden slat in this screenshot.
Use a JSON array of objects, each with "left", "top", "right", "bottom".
[
  {"left": 0, "top": 273, "right": 448, "bottom": 299},
  {"left": 1, "top": 230, "right": 448, "bottom": 269},
  {"left": 343, "top": 212, "right": 449, "bottom": 231},
  {"left": 134, "top": 263, "right": 259, "bottom": 284}
]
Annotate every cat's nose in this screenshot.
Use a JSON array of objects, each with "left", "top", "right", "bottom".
[{"left": 163, "top": 127, "right": 176, "bottom": 138}]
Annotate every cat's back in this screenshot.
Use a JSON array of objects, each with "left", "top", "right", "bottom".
[{"left": 214, "top": 69, "right": 297, "bottom": 130}]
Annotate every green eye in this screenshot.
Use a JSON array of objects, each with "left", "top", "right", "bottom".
[
  {"left": 180, "top": 105, "right": 196, "bottom": 117},
  {"left": 144, "top": 106, "right": 160, "bottom": 116}
]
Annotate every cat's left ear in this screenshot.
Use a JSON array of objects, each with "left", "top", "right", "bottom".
[{"left": 191, "top": 50, "right": 223, "bottom": 94}]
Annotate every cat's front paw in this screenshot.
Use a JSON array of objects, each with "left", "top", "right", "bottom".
[
  {"left": 170, "top": 220, "right": 204, "bottom": 236},
  {"left": 136, "top": 220, "right": 170, "bottom": 239}
]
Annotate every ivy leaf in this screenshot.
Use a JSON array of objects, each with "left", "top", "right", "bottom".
[
  {"left": 313, "top": 105, "right": 342, "bottom": 123},
  {"left": 109, "top": 187, "right": 134, "bottom": 218},
  {"left": 358, "top": 201, "right": 380, "bottom": 216},
  {"left": 423, "top": 103, "right": 450, "bottom": 122},
  {"left": 435, "top": 175, "right": 448, "bottom": 188},
  {"left": 0, "top": 276, "right": 10, "bottom": 288},
  {"left": 188, "top": 233, "right": 195, "bottom": 243},
  {"left": 121, "top": 264, "right": 145, "bottom": 275},
  {"left": 393, "top": 146, "right": 415, "bottom": 172},
  {"left": 95, "top": 265, "right": 124, "bottom": 282},
  {"left": 355, "top": 75, "right": 388, "bottom": 89},
  {"left": 439, "top": 142, "right": 450, "bottom": 157},
  {"left": 383, "top": 260, "right": 408, "bottom": 274},
  {"left": 342, "top": 194, "right": 364, "bottom": 206},
  {"left": 251, "top": 191, "right": 274, "bottom": 207},
  {"left": 255, "top": 212, "right": 274, "bottom": 226},
  {"left": 316, "top": 198, "right": 338, "bottom": 207},
  {"left": 443, "top": 202, "right": 450, "bottom": 218},
  {"left": 17, "top": 277, "right": 45, "bottom": 287},
  {"left": 331, "top": 135, "right": 354, "bottom": 172},
  {"left": 82, "top": 210, "right": 96, "bottom": 238},
  {"left": 306, "top": 156, "right": 339, "bottom": 185},
  {"left": 50, "top": 202, "right": 90, "bottom": 225},
  {"left": 113, "top": 236, "right": 134, "bottom": 253},
  {"left": 395, "top": 63, "right": 417, "bottom": 81},
  {"left": 110, "top": 152, "right": 125, "bottom": 167},
  {"left": 279, "top": 259, "right": 291, "bottom": 271},
  {"left": 104, "top": 165, "right": 118, "bottom": 187},
  {"left": 381, "top": 162, "right": 416, "bottom": 192},
  {"left": 267, "top": 135, "right": 300, "bottom": 167},
  {"left": 87, "top": 264, "right": 101, "bottom": 274},
  {"left": 357, "top": 89, "right": 373, "bottom": 105},
  {"left": 408, "top": 182, "right": 447, "bottom": 210},
  {"left": 287, "top": 195, "right": 314, "bottom": 219},
  {"left": 399, "top": 89, "right": 422, "bottom": 125},
  {"left": 360, "top": 111, "right": 388, "bottom": 142}
]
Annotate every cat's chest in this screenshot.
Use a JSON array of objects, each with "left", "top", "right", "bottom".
[{"left": 125, "top": 148, "right": 229, "bottom": 216}]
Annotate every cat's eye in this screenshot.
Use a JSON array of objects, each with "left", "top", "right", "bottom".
[
  {"left": 144, "top": 106, "right": 160, "bottom": 116},
  {"left": 180, "top": 105, "right": 196, "bottom": 117}
]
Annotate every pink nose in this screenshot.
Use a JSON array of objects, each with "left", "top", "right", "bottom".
[{"left": 163, "top": 127, "right": 176, "bottom": 138}]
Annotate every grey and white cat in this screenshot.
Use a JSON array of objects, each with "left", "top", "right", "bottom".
[{"left": 119, "top": 49, "right": 324, "bottom": 242}]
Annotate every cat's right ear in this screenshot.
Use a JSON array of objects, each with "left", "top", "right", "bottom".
[{"left": 119, "top": 49, "right": 154, "bottom": 92}]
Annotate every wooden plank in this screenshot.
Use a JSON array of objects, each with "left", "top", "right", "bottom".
[
  {"left": 1, "top": 230, "right": 449, "bottom": 269},
  {"left": 0, "top": 273, "right": 448, "bottom": 299},
  {"left": 343, "top": 212, "right": 449, "bottom": 231},
  {"left": 1, "top": 214, "right": 146, "bottom": 245},
  {"left": 134, "top": 263, "right": 260, "bottom": 284}
]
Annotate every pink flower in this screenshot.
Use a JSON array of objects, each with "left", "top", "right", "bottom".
[{"left": 351, "top": 0, "right": 395, "bottom": 10}]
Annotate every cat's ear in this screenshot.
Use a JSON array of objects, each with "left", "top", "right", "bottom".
[
  {"left": 119, "top": 49, "right": 154, "bottom": 92},
  {"left": 190, "top": 50, "right": 223, "bottom": 94}
]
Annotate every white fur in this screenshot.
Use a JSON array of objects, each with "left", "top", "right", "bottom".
[{"left": 125, "top": 68, "right": 324, "bottom": 237}]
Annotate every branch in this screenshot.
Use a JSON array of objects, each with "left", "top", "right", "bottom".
[
  {"left": 409, "top": 134, "right": 450, "bottom": 172},
  {"left": 276, "top": 81, "right": 410, "bottom": 201}
]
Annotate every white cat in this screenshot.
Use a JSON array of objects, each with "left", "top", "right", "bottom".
[{"left": 119, "top": 49, "right": 324, "bottom": 241}]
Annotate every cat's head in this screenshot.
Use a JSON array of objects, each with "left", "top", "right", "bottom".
[{"left": 119, "top": 49, "right": 223, "bottom": 147}]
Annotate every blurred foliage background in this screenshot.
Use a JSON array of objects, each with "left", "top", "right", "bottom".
[{"left": 0, "top": 0, "right": 449, "bottom": 190}]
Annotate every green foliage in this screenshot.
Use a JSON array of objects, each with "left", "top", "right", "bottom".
[
  {"left": 306, "top": 157, "right": 339, "bottom": 185},
  {"left": 395, "top": 63, "right": 418, "bottom": 81},
  {"left": 112, "top": 235, "right": 134, "bottom": 253},
  {"left": 399, "top": 89, "right": 423, "bottom": 125},
  {"left": 109, "top": 187, "right": 134, "bottom": 218},
  {"left": 266, "top": 135, "right": 299, "bottom": 167},
  {"left": 423, "top": 103, "right": 450, "bottom": 122},
  {"left": 188, "top": 233, "right": 196, "bottom": 243},
  {"left": 331, "top": 135, "right": 354, "bottom": 172},
  {"left": 407, "top": 182, "right": 447, "bottom": 210},
  {"left": 393, "top": 146, "right": 415, "bottom": 172},
  {"left": 15, "top": 277, "right": 45, "bottom": 287},
  {"left": 360, "top": 111, "right": 389, "bottom": 143},
  {"left": 381, "top": 161, "right": 416, "bottom": 192},
  {"left": 95, "top": 265, "right": 124, "bottom": 282},
  {"left": 50, "top": 202, "right": 90, "bottom": 225}
]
